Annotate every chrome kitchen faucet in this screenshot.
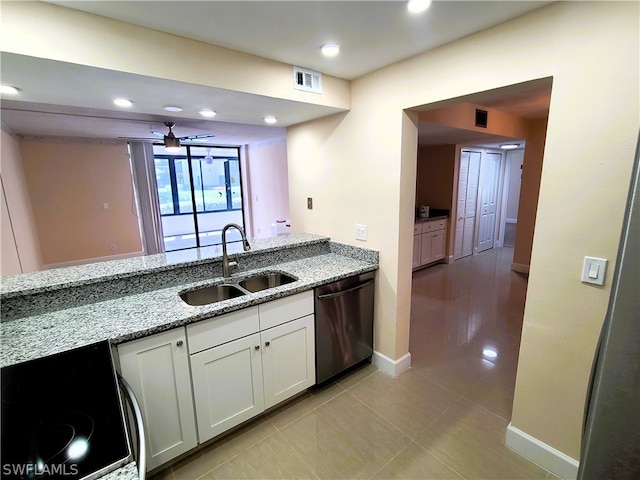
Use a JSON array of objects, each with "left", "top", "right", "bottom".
[{"left": 221, "top": 223, "right": 251, "bottom": 277}]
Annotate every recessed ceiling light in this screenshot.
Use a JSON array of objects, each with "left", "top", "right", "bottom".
[
  {"left": 500, "top": 144, "right": 520, "bottom": 150},
  {"left": 164, "top": 106, "right": 183, "bottom": 112},
  {"left": 0, "top": 85, "right": 20, "bottom": 95},
  {"left": 407, "top": 0, "right": 432, "bottom": 14},
  {"left": 199, "top": 109, "right": 217, "bottom": 118},
  {"left": 321, "top": 44, "right": 340, "bottom": 57},
  {"left": 263, "top": 115, "right": 277, "bottom": 124},
  {"left": 113, "top": 98, "right": 133, "bottom": 108}
]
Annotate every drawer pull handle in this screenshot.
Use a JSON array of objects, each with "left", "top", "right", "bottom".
[
  {"left": 265, "top": 341, "right": 271, "bottom": 347},
  {"left": 176, "top": 340, "right": 184, "bottom": 347},
  {"left": 255, "top": 345, "right": 260, "bottom": 351}
]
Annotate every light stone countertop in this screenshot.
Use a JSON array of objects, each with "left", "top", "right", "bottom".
[
  {"left": 1, "top": 242, "right": 377, "bottom": 367},
  {"left": 0, "top": 234, "right": 378, "bottom": 480},
  {"left": 0, "top": 233, "right": 328, "bottom": 298}
]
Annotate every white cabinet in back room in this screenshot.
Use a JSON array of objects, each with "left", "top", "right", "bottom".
[
  {"left": 117, "top": 328, "right": 197, "bottom": 471},
  {"left": 413, "top": 218, "right": 448, "bottom": 269}
]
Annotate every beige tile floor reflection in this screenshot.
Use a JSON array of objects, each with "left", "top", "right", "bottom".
[{"left": 152, "top": 248, "right": 558, "bottom": 479}]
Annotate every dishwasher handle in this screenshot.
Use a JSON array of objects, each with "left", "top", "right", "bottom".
[
  {"left": 118, "top": 373, "right": 147, "bottom": 480},
  {"left": 317, "top": 279, "right": 374, "bottom": 300}
]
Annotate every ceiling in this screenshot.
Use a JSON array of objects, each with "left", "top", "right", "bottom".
[{"left": 1, "top": 1, "right": 552, "bottom": 146}]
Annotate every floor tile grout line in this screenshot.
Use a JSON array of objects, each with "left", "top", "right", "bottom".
[
  {"left": 341, "top": 386, "right": 416, "bottom": 442},
  {"left": 268, "top": 385, "right": 349, "bottom": 432}
]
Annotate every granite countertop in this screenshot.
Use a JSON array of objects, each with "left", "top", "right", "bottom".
[
  {"left": 414, "top": 208, "right": 449, "bottom": 223},
  {"left": 0, "top": 234, "right": 378, "bottom": 368},
  {"left": 0, "top": 233, "right": 329, "bottom": 298},
  {"left": 415, "top": 214, "right": 448, "bottom": 222}
]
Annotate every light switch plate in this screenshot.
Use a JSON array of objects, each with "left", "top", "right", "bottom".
[
  {"left": 355, "top": 224, "right": 367, "bottom": 241},
  {"left": 581, "top": 256, "right": 607, "bottom": 286}
]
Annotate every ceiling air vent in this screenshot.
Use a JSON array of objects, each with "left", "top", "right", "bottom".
[{"left": 293, "top": 66, "right": 322, "bottom": 94}]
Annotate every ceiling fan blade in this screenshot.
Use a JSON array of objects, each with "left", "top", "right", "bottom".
[{"left": 179, "top": 133, "right": 216, "bottom": 140}]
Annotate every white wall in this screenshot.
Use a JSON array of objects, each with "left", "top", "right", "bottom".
[
  {"left": 288, "top": 1, "right": 639, "bottom": 466},
  {"left": 245, "top": 138, "right": 290, "bottom": 238}
]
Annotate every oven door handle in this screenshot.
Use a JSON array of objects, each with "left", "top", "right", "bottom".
[
  {"left": 118, "top": 374, "right": 147, "bottom": 480},
  {"left": 317, "top": 279, "right": 374, "bottom": 300}
]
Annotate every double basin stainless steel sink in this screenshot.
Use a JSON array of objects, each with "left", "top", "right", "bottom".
[{"left": 179, "top": 271, "right": 297, "bottom": 306}]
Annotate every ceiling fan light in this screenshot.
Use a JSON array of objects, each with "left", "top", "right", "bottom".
[{"left": 165, "top": 136, "right": 181, "bottom": 152}]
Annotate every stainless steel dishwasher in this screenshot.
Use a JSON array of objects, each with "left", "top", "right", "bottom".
[{"left": 314, "top": 271, "right": 375, "bottom": 384}]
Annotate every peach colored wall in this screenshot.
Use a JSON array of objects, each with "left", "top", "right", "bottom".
[
  {"left": 419, "top": 103, "right": 529, "bottom": 140},
  {"left": 513, "top": 118, "right": 548, "bottom": 269},
  {"left": 1, "top": 180, "right": 22, "bottom": 275},
  {"left": 0, "top": 128, "right": 42, "bottom": 274},
  {"left": 19, "top": 141, "right": 142, "bottom": 266},
  {"left": 415, "top": 145, "right": 456, "bottom": 209},
  {"left": 416, "top": 145, "right": 456, "bottom": 257},
  {"left": 288, "top": 2, "right": 639, "bottom": 463},
  {"left": 245, "top": 138, "right": 290, "bottom": 238},
  {"left": 505, "top": 149, "right": 524, "bottom": 220}
]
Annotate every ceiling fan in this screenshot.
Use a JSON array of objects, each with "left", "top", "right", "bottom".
[{"left": 151, "top": 122, "right": 215, "bottom": 151}]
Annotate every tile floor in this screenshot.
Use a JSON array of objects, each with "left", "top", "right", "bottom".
[{"left": 152, "top": 247, "right": 558, "bottom": 479}]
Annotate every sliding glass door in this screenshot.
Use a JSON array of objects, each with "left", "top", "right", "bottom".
[{"left": 153, "top": 145, "right": 244, "bottom": 251}]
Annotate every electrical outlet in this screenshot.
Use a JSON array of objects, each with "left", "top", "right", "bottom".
[
  {"left": 307, "top": 197, "right": 313, "bottom": 210},
  {"left": 110, "top": 243, "right": 117, "bottom": 251},
  {"left": 103, "top": 202, "right": 109, "bottom": 210},
  {"left": 355, "top": 224, "right": 367, "bottom": 241}
]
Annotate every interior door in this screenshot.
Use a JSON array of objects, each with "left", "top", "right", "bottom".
[
  {"left": 477, "top": 151, "right": 503, "bottom": 253},
  {"left": 454, "top": 150, "right": 481, "bottom": 259}
]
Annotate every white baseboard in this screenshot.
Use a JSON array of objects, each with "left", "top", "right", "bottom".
[
  {"left": 372, "top": 351, "right": 411, "bottom": 378},
  {"left": 511, "top": 262, "right": 530, "bottom": 274},
  {"left": 44, "top": 251, "right": 145, "bottom": 269},
  {"left": 445, "top": 255, "right": 454, "bottom": 264},
  {"left": 506, "top": 423, "right": 579, "bottom": 479}
]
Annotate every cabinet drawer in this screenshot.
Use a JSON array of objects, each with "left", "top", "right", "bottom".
[
  {"left": 187, "top": 306, "right": 259, "bottom": 354},
  {"left": 423, "top": 219, "right": 447, "bottom": 232},
  {"left": 259, "top": 291, "right": 314, "bottom": 330},
  {"left": 414, "top": 223, "right": 423, "bottom": 235}
]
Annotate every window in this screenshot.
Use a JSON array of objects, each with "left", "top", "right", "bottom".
[{"left": 153, "top": 145, "right": 245, "bottom": 251}]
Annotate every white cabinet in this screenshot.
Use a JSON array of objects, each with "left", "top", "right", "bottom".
[
  {"left": 190, "top": 332, "right": 264, "bottom": 442},
  {"left": 187, "top": 291, "right": 315, "bottom": 444},
  {"left": 261, "top": 314, "right": 315, "bottom": 409},
  {"left": 412, "top": 223, "right": 423, "bottom": 269},
  {"left": 117, "top": 328, "right": 197, "bottom": 470},
  {"left": 118, "top": 290, "right": 316, "bottom": 463},
  {"left": 413, "top": 218, "right": 448, "bottom": 269}
]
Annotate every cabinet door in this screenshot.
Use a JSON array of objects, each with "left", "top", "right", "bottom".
[
  {"left": 190, "top": 333, "right": 264, "bottom": 443},
  {"left": 118, "top": 328, "right": 197, "bottom": 470},
  {"left": 420, "top": 233, "right": 434, "bottom": 266},
  {"left": 413, "top": 235, "right": 422, "bottom": 268},
  {"left": 431, "top": 231, "right": 445, "bottom": 261},
  {"left": 261, "top": 315, "right": 315, "bottom": 409}
]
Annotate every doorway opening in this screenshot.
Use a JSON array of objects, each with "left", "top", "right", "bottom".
[{"left": 407, "top": 77, "right": 552, "bottom": 421}]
